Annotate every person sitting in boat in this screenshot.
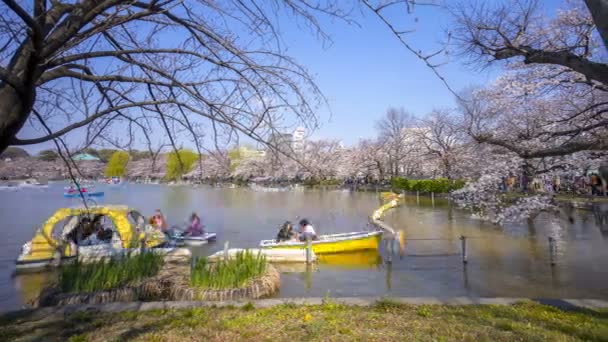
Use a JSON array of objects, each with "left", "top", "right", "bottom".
[
  {"left": 276, "top": 221, "right": 295, "bottom": 242},
  {"left": 151, "top": 209, "right": 168, "bottom": 231},
  {"left": 183, "top": 212, "right": 204, "bottom": 237},
  {"left": 298, "top": 219, "right": 317, "bottom": 242},
  {"left": 92, "top": 215, "right": 113, "bottom": 242}
]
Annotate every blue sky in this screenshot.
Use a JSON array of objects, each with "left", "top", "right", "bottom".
[
  {"left": 17, "top": 0, "right": 566, "bottom": 153},
  {"left": 279, "top": 2, "right": 499, "bottom": 144}
]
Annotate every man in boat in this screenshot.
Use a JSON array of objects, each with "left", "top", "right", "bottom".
[
  {"left": 276, "top": 221, "right": 295, "bottom": 242},
  {"left": 298, "top": 219, "right": 317, "bottom": 242},
  {"left": 183, "top": 212, "right": 204, "bottom": 237}
]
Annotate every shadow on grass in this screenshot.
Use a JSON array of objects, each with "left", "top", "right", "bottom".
[{"left": 533, "top": 299, "right": 608, "bottom": 319}]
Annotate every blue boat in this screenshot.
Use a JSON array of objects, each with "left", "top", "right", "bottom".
[{"left": 63, "top": 191, "right": 105, "bottom": 198}]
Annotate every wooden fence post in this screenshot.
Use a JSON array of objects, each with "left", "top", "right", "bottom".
[
  {"left": 223, "top": 241, "right": 229, "bottom": 261},
  {"left": 548, "top": 237, "right": 556, "bottom": 266},
  {"left": 416, "top": 191, "right": 420, "bottom": 205},
  {"left": 431, "top": 192, "right": 435, "bottom": 207},
  {"left": 306, "top": 236, "right": 313, "bottom": 264},
  {"left": 460, "top": 235, "right": 468, "bottom": 264}
]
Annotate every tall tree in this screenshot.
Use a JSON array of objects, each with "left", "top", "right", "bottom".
[
  {"left": 375, "top": 108, "right": 415, "bottom": 177},
  {"left": 37, "top": 149, "right": 59, "bottom": 162},
  {"left": 104, "top": 151, "right": 129, "bottom": 177}
]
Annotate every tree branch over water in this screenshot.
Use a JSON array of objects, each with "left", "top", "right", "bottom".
[{"left": 0, "top": 0, "right": 350, "bottom": 154}]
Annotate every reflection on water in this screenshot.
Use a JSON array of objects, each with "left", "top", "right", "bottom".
[
  {"left": 2, "top": 184, "right": 608, "bottom": 312},
  {"left": 317, "top": 250, "right": 381, "bottom": 269}
]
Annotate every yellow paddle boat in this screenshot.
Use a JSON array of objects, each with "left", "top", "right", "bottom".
[
  {"left": 16, "top": 205, "right": 168, "bottom": 270},
  {"left": 259, "top": 231, "right": 382, "bottom": 254}
]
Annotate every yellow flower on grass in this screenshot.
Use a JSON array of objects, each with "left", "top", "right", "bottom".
[{"left": 303, "top": 313, "right": 312, "bottom": 322}]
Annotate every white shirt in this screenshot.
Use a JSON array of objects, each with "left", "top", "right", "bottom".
[{"left": 302, "top": 224, "right": 316, "bottom": 235}]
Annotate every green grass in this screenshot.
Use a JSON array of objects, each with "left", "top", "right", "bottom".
[
  {"left": 191, "top": 250, "right": 267, "bottom": 289},
  {"left": 59, "top": 252, "right": 164, "bottom": 293},
  {"left": 2, "top": 301, "right": 607, "bottom": 341}
]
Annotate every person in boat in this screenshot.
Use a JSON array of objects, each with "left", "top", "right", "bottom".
[
  {"left": 298, "top": 219, "right": 317, "bottom": 242},
  {"left": 151, "top": 209, "right": 168, "bottom": 231},
  {"left": 92, "top": 215, "right": 113, "bottom": 242},
  {"left": 183, "top": 212, "right": 204, "bottom": 237},
  {"left": 276, "top": 221, "right": 295, "bottom": 242}
]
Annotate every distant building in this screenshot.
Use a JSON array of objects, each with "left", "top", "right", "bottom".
[
  {"left": 72, "top": 153, "right": 101, "bottom": 161},
  {"left": 236, "top": 146, "right": 266, "bottom": 159},
  {"left": 292, "top": 127, "right": 306, "bottom": 153}
]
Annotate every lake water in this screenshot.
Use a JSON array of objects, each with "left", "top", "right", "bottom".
[{"left": 1, "top": 183, "right": 608, "bottom": 312}]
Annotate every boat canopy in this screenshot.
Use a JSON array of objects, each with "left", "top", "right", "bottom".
[{"left": 29, "top": 206, "right": 147, "bottom": 258}]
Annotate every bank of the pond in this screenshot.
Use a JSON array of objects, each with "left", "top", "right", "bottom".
[{"left": 2, "top": 299, "right": 607, "bottom": 341}]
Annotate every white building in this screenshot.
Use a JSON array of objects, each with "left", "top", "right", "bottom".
[{"left": 292, "top": 127, "right": 306, "bottom": 153}]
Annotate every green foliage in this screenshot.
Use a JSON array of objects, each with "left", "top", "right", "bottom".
[
  {"left": 129, "top": 150, "right": 152, "bottom": 161},
  {"left": 59, "top": 252, "right": 164, "bottom": 293},
  {"left": 191, "top": 250, "right": 267, "bottom": 289},
  {"left": 228, "top": 148, "right": 243, "bottom": 171},
  {"left": 104, "top": 151, "right": 130, "bottom": 177},
  {"left": 97, "top": 149, "right": 117, "bottom": 162},
  {"left": 166, "top": 149, "right": 199, "bottom": 180},
  {"left": 0, "top": 146, "right": 29, "bottom": 159},
  {"left": 37, "top": 149, "right": 59, "bottom": 162},
  {"left": 391, "top": 177, "right": 465, "bottom": 193}
]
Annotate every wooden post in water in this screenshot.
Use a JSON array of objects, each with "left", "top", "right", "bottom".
[
  {"left": 548, "top": 237, "right": 556, "bottom": 266},
  {"left": 460, "top": 235, "right": 468, "bottom": 264},
  {"left": 223, "top": 241, "right": 229, "bottom": 261},
  {"left": 416, "top": 191, "right": 420, "bottom": 205},
  {"left": 306, "top": 236, "right": 313, "bottom": 264},
  {"left": 140, "top": 235, "right": 147, "bottom": 253},
  {"left": 431, "top": 192, "right": 435, "bottom": 207}
]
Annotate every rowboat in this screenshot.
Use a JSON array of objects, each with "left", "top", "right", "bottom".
[
  {"left": 63, "top": 191, "right": 105, "bottom": 198},
  {"left": 16, "top": 205, "right": 168, "bottom": 270},
  {"left": 259, "top": 231, "right": 382, "bottom": 254},
  {"left": 170, "top": 232, "right": 217, "bottom": 247}
]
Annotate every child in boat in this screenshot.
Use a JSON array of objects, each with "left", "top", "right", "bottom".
[
  {"left": 298, "top": 219, "right": 317, "bottom": 242},
  {"left": 276, "top": 221, "right": 295, "bottom": 242},
  {"left": 183, "top": 212, "right": 204, "bottom": 237}
]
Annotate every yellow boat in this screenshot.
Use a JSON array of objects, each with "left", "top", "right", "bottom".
[
  {"left": 16, "top": 205, "right": 167, "bottom": 270},
  {"left": 259, "top": 231, "right": 382, "bottom": 254}
]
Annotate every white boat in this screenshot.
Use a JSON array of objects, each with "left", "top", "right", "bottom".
[
  {"left": 172, "top": 232, "right": 217, "bottom": 247},
  {"left": 207, "top": 248, "right": 316, "bottom": 263}
]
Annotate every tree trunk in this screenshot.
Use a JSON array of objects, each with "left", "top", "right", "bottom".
[
  {"left": 0, "top": 84, "right": 34, "bottom": 153},
  {"left": 585, "top": 0, "right": 608, "bottom": 50}
]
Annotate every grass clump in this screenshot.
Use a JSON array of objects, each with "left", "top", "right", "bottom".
[
  {"left": 59, "top": 252, "right": 164, "bottom": 293},
  {"left": 191, "top": 250, "right": 266, "bottom": 289}
]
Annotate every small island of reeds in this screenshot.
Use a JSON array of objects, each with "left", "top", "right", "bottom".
[
  {"left": 60, "top": 252, "right": 164, "bottom": 293},
  {"left": 191, "top": 250, "right": 267, "bottom": 289}
]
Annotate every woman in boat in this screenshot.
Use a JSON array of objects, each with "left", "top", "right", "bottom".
[
  {"left": 151, "top": 209, "right": 168, "bottom": 231},
  {"left": 183, "top": 212, "right": 204, "bottom": 237},
  {"left": 276, "top": 221, "right": 295, "bottom": 242},
  {"left": 298, "top": 219, "right": 317, "bottom": 242}
]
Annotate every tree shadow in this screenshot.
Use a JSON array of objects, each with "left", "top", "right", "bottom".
[{"left": 533, "top": 299, "right": 608, "bottom": 319}]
